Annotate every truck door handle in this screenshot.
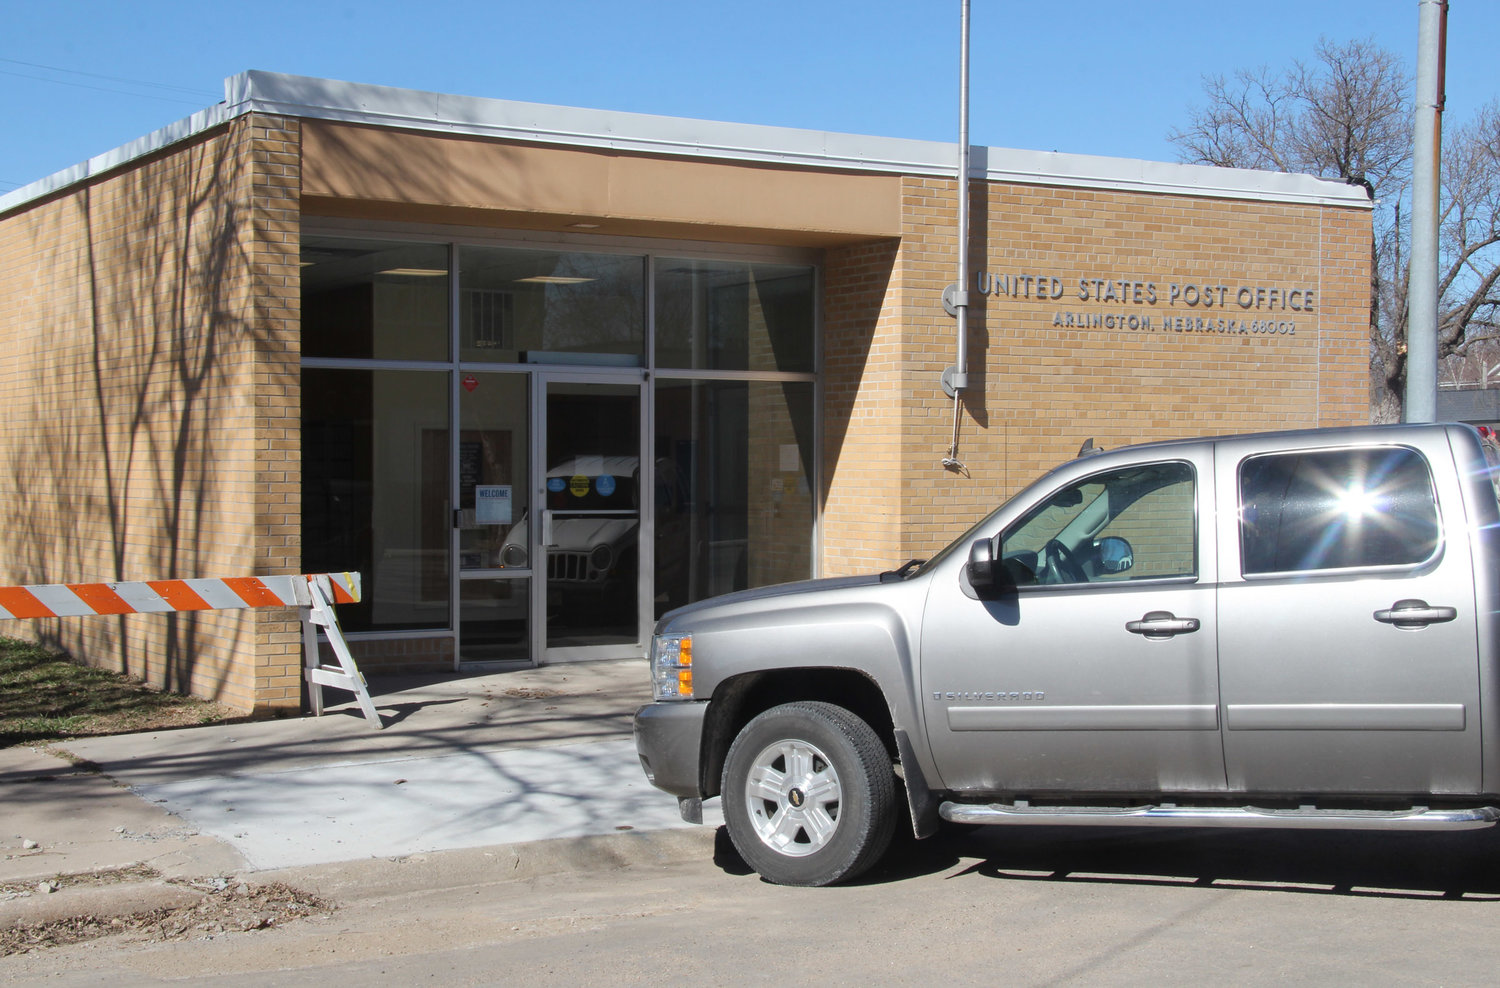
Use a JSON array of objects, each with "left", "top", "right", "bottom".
[
  {"left": 1373, "top": 599, "right": 1457, "bottom": 629},
  {"left": 1126, "top": 611, "right": 1200, "bottom": 640}
]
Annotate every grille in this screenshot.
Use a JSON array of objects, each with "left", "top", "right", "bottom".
[{"left": 548, "top": 551, "right": 599, "bottom": 582}]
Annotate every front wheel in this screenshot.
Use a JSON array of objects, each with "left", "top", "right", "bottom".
[{"left": 721, "top": 701, "right": 896, "bottom": 886}]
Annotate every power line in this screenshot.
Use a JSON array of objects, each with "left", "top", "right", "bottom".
[
  {"left": 0, "top": 68, "right": 209, "bottom": 106},
  {"left": 0, "top": 58, "right": 217, "bottom": 105},
  {"left": 0, "top": 57, "right": 216, "bottom": 98}
]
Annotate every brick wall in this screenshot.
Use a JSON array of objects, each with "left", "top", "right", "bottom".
[
  {"left": 0, "top": 113, "right": 302, "bottom": 713},
  {"left": 341, "top": 635, "right": 455, "bottom": 675},
  {"left": 821, "top": 176, "right": 1372, "bottom": 574},
  {"left": 247, "top": 116, "right": 305, "bottom": 710},
  {"left": 823, "top": 239, "right": 903, "bottom": 573}
]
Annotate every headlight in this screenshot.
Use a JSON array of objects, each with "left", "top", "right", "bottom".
[
  {"left": 501, "top": 544, "right": 527, "bottom": 567},
  {"left": 652, "top": 634, "right": 693, "bottom": 700},
  {"left": 590, "top": 544, "right": 613, "bottom": 573}
]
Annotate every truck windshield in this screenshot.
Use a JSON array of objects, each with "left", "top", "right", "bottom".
[{"left": 911, "top": 507, "right": 1005, "bottom": 578}]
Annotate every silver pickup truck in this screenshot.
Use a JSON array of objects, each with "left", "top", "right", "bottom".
[{"left": 633, "top": 423, "right": 1500, "bottom": 886}]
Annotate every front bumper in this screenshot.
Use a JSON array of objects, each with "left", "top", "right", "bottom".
[{"left": 632, "top": 700, "right": 708, "bottom": 800}]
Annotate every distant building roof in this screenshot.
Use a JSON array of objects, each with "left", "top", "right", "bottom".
[{"left": 1438, "top": 388, "right": 1500, "bottom": 423}]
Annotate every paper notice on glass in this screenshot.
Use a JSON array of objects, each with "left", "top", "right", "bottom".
[
  {"left": 780, "top": 444, "right": 800, "bottom": 472},
  {"left": 476, "top": 485, "right": 512, "bottom": 525}
]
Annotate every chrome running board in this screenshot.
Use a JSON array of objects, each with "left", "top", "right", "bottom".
[{"left": 939, "top": 801, "right": 1500, "bottom": 832}]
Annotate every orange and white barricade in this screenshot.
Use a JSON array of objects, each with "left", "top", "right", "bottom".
[{"left": 0, "top": 572, "right": 380, "bottom": 728}]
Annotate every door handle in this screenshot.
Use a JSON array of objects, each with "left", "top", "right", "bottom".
[
  {"left": 1373, "top": 599, "right": 1457, "bottom": 629},
  {"left": 1126, "top": 611, "right": 1200, "bottom": 640}
]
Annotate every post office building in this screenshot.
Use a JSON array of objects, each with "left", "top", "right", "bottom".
[{"left": 0, "top": 72, "right": 1372, "bottom": 712}]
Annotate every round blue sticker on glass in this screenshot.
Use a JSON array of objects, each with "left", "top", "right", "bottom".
[
  {"left": 547, "top": 477, "right": 567, "bottom": 493},
  {"left": 595, "top": 474, "right": 616, "bottom": 497}
]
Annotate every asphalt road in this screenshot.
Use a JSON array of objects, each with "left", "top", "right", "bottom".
[{"left": 7, "top": 822, "right": 1500, "bottom": 985}]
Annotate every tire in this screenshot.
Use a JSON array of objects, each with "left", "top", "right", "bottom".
[{"left": 721, "top": 701, "right": 896, "bottom": 887}]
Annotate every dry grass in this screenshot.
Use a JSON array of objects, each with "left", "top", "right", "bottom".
[{"left": 0, "top": 637, "right": 237, "bottom": 748}]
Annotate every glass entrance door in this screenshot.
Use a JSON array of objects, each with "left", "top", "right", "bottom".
[{"left": 538, "top": 377, "right": 646, "bottom": 660}]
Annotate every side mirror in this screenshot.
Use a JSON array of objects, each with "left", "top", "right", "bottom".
[
  {"left": 1094, "top": 536, "right": 1135, "bottom": 574},
  {"left": 966, "top": 538, "right": 997, "bottom": 591}
]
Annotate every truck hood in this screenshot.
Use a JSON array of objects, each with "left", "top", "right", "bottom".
[{"left": 655, "top": 573, "right": 883, "bottom": 630}]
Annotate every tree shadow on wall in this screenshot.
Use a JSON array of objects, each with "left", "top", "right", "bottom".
[{"left": 6, "top": 118, "right": 280, "bottom": 702}]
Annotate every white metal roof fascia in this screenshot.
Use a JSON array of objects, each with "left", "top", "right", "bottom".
[
  {"left": 0, "top": 102, "right": 234, "bottom": 215},
  {"left": 229, "top": 71, "right": 951, "bottom": 178},
  {"left": 2, "top": 70, "right": 1372, "bottom": 216},
  {"left": 240, "top": 71, "right": 1369, "bottom": 208},
  {"left": 974, "top": 146, "right": 1373, "bottom": 207}
]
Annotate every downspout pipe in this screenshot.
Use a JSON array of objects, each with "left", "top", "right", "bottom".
[{"left": 1405, "top": 0, "right": 1446, "bottom": 422}]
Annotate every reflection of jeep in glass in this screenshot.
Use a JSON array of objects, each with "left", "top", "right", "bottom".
[
  {"left": 499, "top": 456, "right": 640, "bottom": 586},
  {"left": 498, "top": 457, "right": 689, "bottom": 596}
]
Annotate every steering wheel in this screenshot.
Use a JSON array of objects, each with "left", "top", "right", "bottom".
[{"left": 1042, "top": 539, "right": 1087, "bottom": 584}]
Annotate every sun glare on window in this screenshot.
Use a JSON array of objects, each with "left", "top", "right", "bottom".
[{"left": 1334, "top": 485, "right": 1383, "bottom": 521}]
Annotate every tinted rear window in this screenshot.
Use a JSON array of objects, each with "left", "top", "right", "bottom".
[{"left": 1239, "top": 446, "right": 1440, "bottom": 575}]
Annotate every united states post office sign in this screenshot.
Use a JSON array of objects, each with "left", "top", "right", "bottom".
[{"left": 976, "top": 270, "right": 1316, "bottom": 337}]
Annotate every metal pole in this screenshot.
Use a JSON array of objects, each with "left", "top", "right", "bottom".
[
  {"left": 953, "top": 0, "right": 971, "bottom": 391},
  {"left": 1405, "top": 0, "right": 1446, "bottom": 422},
  {"left": 942, "top": 0, "right": 972, "bottom": 472}
]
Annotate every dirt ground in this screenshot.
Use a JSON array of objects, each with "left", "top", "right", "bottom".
[
  {"left": 0, "top": 865, "right": 332, "bottom": 956},
  {"left": 1, "top": 638, "right": 306, "bottom": 956}
]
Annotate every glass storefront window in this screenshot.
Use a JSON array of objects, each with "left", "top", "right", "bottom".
[
  {"left": 459, "top": 247, "right": 645, "bottom": 364},
  {"left": 302, "top": 368, "right": 450, "bottom": 632},
  {"left": 653, "top": 379, "right": 815, "bottom": 616},
  {"left": 300, "top": 233, "right": 817, "bottom": 655},
  {"left": 301, "top": 238, "right": 449, "bottom": 361},
  {"left": 655, "top": 259, "right": 814, "bottom": 372}
]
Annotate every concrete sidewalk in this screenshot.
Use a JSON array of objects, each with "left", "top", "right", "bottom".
[{"left": 1, "top": 659, "right": 720, "bottom": 931}]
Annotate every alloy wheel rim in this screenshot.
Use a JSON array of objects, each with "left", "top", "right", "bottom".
[{"left": 743, "top": 738, "right": 842, "bottom": 856}]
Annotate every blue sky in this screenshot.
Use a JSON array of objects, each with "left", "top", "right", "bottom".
[{"left": 3, "top": 0, "right": 1495, "bottom": 195}]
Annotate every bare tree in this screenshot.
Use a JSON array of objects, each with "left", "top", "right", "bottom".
[
  {"left": 1171, "top": 39, "right": 1411, "bottom": 187},
  {"left": 1169, "top": 38, "right": 1500, "bottom": 421}
]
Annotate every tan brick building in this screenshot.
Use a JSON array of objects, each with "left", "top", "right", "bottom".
[{"left": 0, "top": 72, "right": 1371, "bottom": 712}]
